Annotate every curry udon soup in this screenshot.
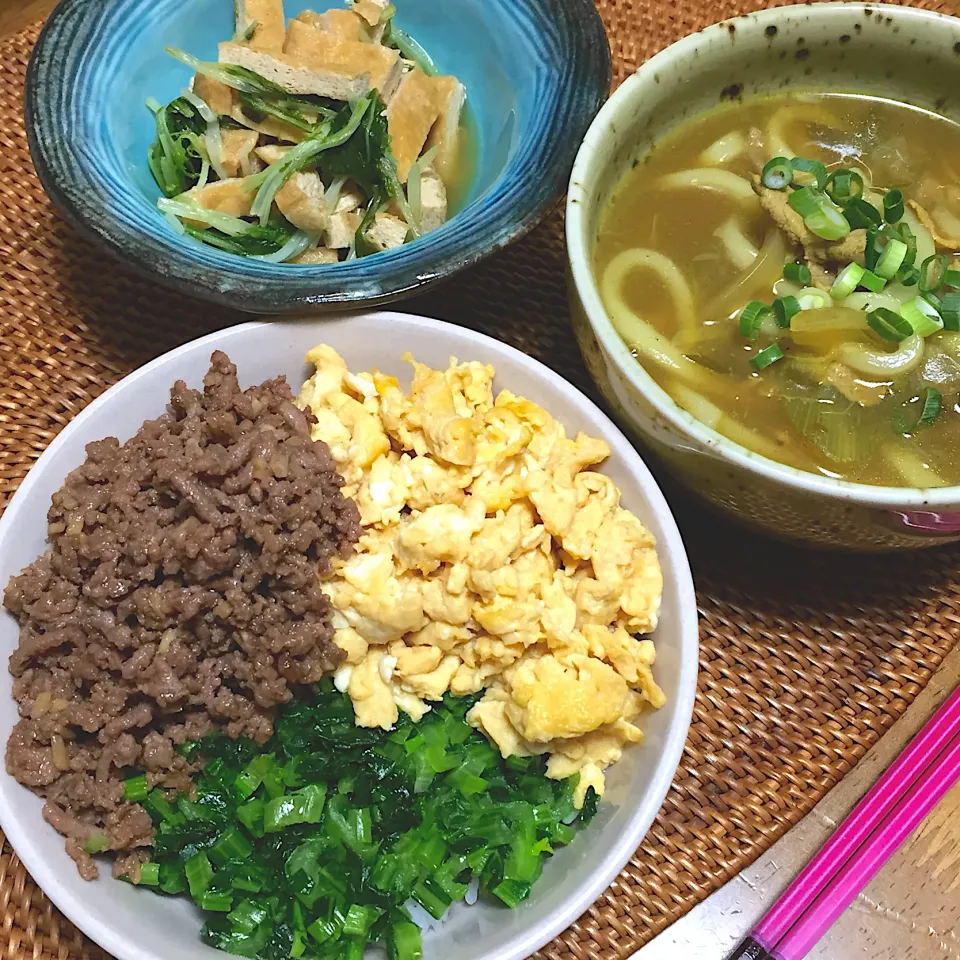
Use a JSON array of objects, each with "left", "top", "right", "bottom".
[{"left": 595, "top": 92, "right": 960, "bottom": 488}]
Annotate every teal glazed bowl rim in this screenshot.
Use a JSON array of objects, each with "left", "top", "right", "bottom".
[{"left": 25, "top": 0, "right": 610, "bottom": 314}]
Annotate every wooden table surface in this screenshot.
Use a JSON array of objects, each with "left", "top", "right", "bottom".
[{"left": 2, "top": 1, "right": 958, "bottom": 959}]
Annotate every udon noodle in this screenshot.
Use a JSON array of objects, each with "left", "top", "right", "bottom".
[{"left": 595, "top": 92, "right": 960, "bottom": 487}]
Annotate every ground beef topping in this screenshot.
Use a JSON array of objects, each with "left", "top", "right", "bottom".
[{"left": 4, "top": 351, "right": 361, "bottom": 878}]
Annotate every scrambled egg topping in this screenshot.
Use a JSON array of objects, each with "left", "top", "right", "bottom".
[{"left": 297, "top": 345, "right": 665, "bottom": 805}]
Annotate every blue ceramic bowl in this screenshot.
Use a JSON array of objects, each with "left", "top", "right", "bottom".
[{"left": 26, "top": 0, "right": 609, "bottom": 313}]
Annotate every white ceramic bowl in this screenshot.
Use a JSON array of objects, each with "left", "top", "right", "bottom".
[
  {"left": 566, "top": 2, "right": 960, "bottom": 551},
  {"left": 0, "top": 313, "right": 698, "bottom": 960}
]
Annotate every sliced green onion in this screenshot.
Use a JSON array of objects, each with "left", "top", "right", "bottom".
[
  {"left": 859, "top": 269, "right": 887, "bottom": 293},
  {"left": 920, "top": 253, "right": 949, "bottom": 294},
  {"left": 790, "top": 156, "right": 828, "bottom": 189},
  {"left": 830, "top": 262, "right": 865, "bottom": 300},
  {"left": 874, "top": 238, "right": 908, "bottom": 279},
  {"left": 264, "top": 783, "right": 327, "bottom": 832},
  {"left": 84, "top": 832, "right": 109, "bottom": 855},
  {"left": 867, "top": 307, "right": 910, "bottom": 342},
  {"left": 342, "top": 904, "right": 377, "bottom": 937},
  {"left": 138, "top": 862, "right": 160, "bottom": 886},
  {"left": 924, "top": 291, "right": 943, "bottom": 314},
  {"left": 887, "top": 221, "right": 918, "bottom": 267},
  {"left": 864, "top": 227, "right": 881, "bottom": 270},
  {"left": 843, "top": 197, "right": 882, "bottom": 230},
  {"left": 761, "top": 156, "right": 793, "bottom": 190},
  {"left": 897, "top": 263, "right": 921, "bottom": 286},
  {"left": 309, "top": 913, "right": 345, "bottom": 945},
  {"left": 123, "top": 774, "right": 148, "bottom": 804},
  {"left": 824, "top": 168, "right": 864, "bottom": 203},
  {"left": 143, "top": 791, "right": 177, "bottom": 823},
  {"left": 185, "top": 851, "right": 214, "bottom": 898},
  {"left": 787, "top": 186, "right": 822, "bottom": 218},
  {"left": 750, "top": 344, "right": 784, "bottom": 371},
  {"left": 900, "top": 297, "right": 944, "bottom": 337},
  {"left": 387, "top": 915, "right": 424, "bottom": 960},
  {"left": 209, "top": 827, "right": 253, "bottom": 865},
  {"left": 198, "top": 891, "right": 233, "bottom": 912},
  {"left": 920, "top": 387, "right": 943, "bottom": 426},
  {"left": 773, "top": 295, "right": 801, "bottom": 328},
  {"left": 807, "top": 205, "right": 851, "bottom": 241},
  {"left": 883, "top": 188, "right": 905, "bottom": 224},
  {"left": 796, "top": 287, "right": 832, "bottom": 310},
  {"left": 738, "top": 300, "right": 773, "bottom": 341},
  {"left": 943, "top": 268, "right": 960, "bottom": 290},
  {"left": 783, "top": 261, "right": 811, "bottom": 285},
  {"left": 940, "top": 291, "right": 960, "bottom": 331}
]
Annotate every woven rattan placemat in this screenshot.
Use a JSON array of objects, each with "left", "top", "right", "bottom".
[{"left": 2, "top": 1, "right": 960, "bottom": 958}]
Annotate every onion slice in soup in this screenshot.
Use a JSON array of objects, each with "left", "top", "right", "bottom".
[{"left": 701, "top": 229, "right": 789, "bottom": 324}]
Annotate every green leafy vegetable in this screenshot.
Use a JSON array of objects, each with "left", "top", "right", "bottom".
[
  {"left": 250, "top": 95, "right": 373, "bottom": 224},
  {"left": 182, "top": 221, "right": 298, "bottom": 258},
  {"left": 318, "top": 94, "right": 393, "bottom": 197},
  {"left": 238, "top": 91, "right": 333, "bottom": 134},
  {"left": 383, "top": 20, "right": 438, "bottom": 76},
  {"left": 147, "top": 96, "right": 209, "bottom": 198},
  {"left": 133, "top": 684, "right": 597, "bottom": 960},
  {"left": 316, "top": 94, "right": 417, "bottom": 236}
]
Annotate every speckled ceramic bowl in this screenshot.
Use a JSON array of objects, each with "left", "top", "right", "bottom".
[
  {"left": 26, "top": 0, "right": 609, "bottom": 313},
  {"left": 0, "top": 313, "right": 698, "bottom": 960},
  {"left": 567, "top": 2, "right": 960, "bottom": 551}
]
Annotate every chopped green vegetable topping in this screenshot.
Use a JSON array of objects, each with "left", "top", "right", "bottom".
[
  {"left": 788, "top": 187, "right": 850, "bottom": 241},
  {"left": 761, "top": 156, "right": 793, "bottom": 190},
  {"left": 900, "top": 297, "right": 944, "bottom": 338},
  {"left": 84, "top": 832, "right": 109, "bottom": 855},
  {"left": 830, "top": 262, "right": 865, "bottom": 300},
  {"left": 738, "top": 300, "right": 773, "bottom": 341},
  {"left": 867, "top": 307, "right": 910, "bottom": 343},
  {"left": 750, "top": 344, "right": 784, "bottom": 371},
  {"left": 789, "top": 156, "right": 828, "bottom": 190},
  {"left": 136, "top": 684, "right": 597, "bottom": 960},
  {"left": 883, "top": 188, "right": 905, "bottom": 224},
  {"left": 124, "top": 774, "right": 148, "bottom": 804},
  {"left": 874, "top": 238, "right": 908, "bottom": 280},
  {"left": 842, "top": 197, "right": 882, "bottom": 230},
  {"left": 783, "top": 261, "right": 811, "bottom": 285},
  {"left": 824, "top": 168, "right": 863, "bottom": 204},
  {"left": 773, "top": 295, "right": 801, "bottom": 328},
  {"left": 940, "top": 291, "right": 960, "bottom": 331},
  {"left": 897, "top": 263, "right": 921, "bottom": 286},
  {"left": 859, "top": 268, "right": 886, "bottom": 294},
  {"left": 919, "top": 253, "right": 949, "bottom": 295}
]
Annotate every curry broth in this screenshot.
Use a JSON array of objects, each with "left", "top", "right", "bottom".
[{"left": 594, "top": 93, "right": 960, "bottom": 486}]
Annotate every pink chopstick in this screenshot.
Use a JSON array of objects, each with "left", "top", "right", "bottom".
[
  {"left": 770, "top": 724, "right": 960, "bottom": 959},
  {"left": 728, "top": 684, "right": 960, "bottom": 960}
]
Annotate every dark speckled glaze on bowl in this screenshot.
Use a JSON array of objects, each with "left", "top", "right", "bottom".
[
  {"left": 567, "top": 2, "right": 960, "bottom": 550},
  {"left": 26, "top": 0, "right": 610, "bottom": 314}
]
